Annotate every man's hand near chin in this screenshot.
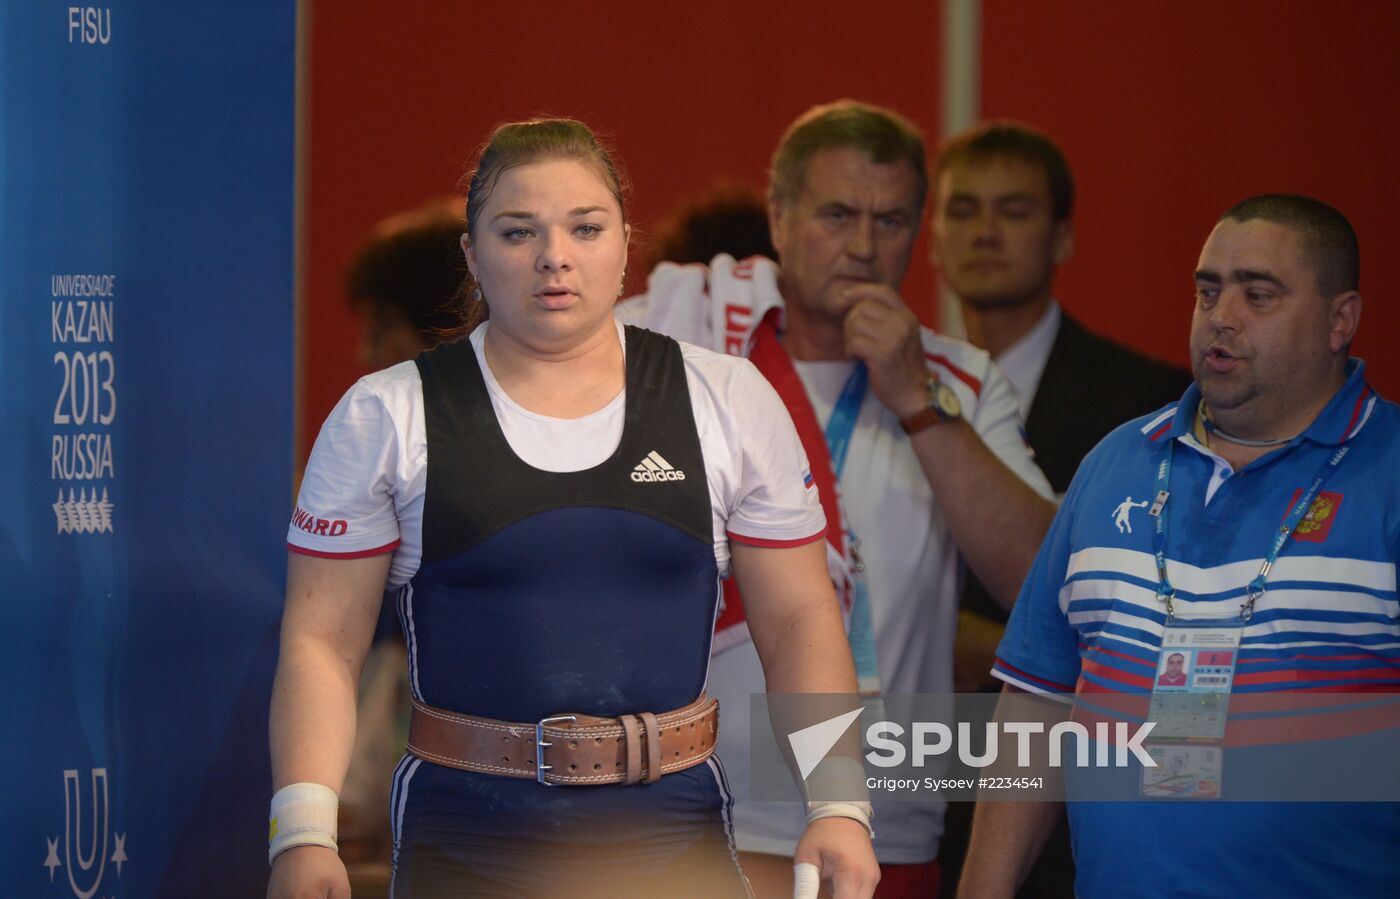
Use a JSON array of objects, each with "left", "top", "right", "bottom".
[{"left": 839, "top": 284, "right": 927, "bottom": 417}]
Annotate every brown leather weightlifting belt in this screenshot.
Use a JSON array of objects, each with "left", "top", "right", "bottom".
[{"left": 407, "top": 695, "right": 719, "bottom": 786}]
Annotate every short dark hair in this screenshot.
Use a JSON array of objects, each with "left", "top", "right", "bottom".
[
  {"left": 345, "top": 203, "right": 466, "bottom": 336},
  {"left": 1219, "top": 194, "right": 1360, "bottom": 297},
  {"left": 645, "top": 180, "right": 776, "bottom": 270},
  {"left": 934, "top": 120, "right": 1074, "bottom": 221},
  {"left": 769, "top": 100, "right": 928, "bottom": 212}
]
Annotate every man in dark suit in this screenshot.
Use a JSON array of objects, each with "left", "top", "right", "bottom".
[
  {"left": 931, "top": 121, "right": 1191, "bottom": 498},
  {"left": 930, "top": 121, "right": 1190, "bottom": 897}
]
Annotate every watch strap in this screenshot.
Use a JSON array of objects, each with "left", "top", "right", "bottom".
[{"left": 899, "top": 407, "right": 942, "bottom": 435}]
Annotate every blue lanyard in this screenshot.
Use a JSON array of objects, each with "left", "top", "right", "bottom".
[
  {"left": 1151, "top": 437, "right": 1349, "bottom": 622},
  {"left": 824, "top": 362, "right": 868, "bottom": 479},
  {"left": 820, "top": 361, "right": 880, "bottom": 693}
]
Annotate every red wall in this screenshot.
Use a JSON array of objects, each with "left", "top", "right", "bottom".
[
  {"left": 981, "top": 0, "right": 1400, "bottom": 398},
  {"left": 305, "top": 2, "right": 1400, "bottom": 459},
  {"left": 303, "top": 3, "right": 943, "bottom": 459}
]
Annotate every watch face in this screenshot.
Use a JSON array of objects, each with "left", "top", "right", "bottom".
[{"left": 932, "top": 381, "right": 961, "bottom": 419}]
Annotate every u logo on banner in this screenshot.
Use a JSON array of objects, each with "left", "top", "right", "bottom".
[{"left": 62, "top": 768, "right": 108, "bottom": 899}]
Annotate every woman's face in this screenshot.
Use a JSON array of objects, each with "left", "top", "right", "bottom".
[{"left": 465, "top": 158, "right": 628, "bottom": 353}]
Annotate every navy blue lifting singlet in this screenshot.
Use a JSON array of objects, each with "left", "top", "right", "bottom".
[{"left": 389, "top": 326, "right": 749, "bottom": 899}]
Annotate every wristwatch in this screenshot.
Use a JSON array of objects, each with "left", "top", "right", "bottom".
[{"left": 899, "top": 376, "right": 961, "bottom": 435}]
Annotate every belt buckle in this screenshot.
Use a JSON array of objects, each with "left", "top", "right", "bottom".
[{"left": 535, "top": 714, "right": 577, "bottom": 786}]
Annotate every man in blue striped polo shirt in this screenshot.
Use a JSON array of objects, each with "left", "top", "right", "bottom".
[{"left": 961, "top": 194, "right": 1399, "bottom": 898}]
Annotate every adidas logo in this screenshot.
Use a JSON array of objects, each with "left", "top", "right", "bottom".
[{"left": 631, "top": 450, "right": 687, "bottom": 483}]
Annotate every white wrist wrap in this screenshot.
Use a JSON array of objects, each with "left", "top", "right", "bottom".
[
  {"left": 793, "top": 861, "right": 821, "bottom": 899},
  {"left": 268, "top": 782, "right": 339, "bottom": 865},
  {"left": 806, "top": 799, "right": 874, "bottom": 838}
]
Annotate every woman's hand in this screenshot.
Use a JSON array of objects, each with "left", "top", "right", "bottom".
[
  {"left": 792, "top": 817, "right": 880, "bottom": 899},
  {"left": 266, "top": 845, "right": 351, "bottom": 899}
]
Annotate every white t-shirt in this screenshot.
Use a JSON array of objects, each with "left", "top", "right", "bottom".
[
  {"left": 617, "top": 256, "right": 1053, "bottom": 863},
  {"left": 288, "top": 320, "right": 826, "bottom": 588}
]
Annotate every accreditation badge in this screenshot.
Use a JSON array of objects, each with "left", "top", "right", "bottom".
[
  {"left": 1140, "top": 625, "right": 1241, "bottom": 798},
  {"left": 1139, "top": 743, "right": 1223, "bottom": 799},
  {"left": 1147, "top": 625, "right": 1241, "bottom": 740}
]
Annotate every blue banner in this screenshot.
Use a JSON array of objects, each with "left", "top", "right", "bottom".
[{"left": 1, "top": 4, "right": 295, "bottom": 897}]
